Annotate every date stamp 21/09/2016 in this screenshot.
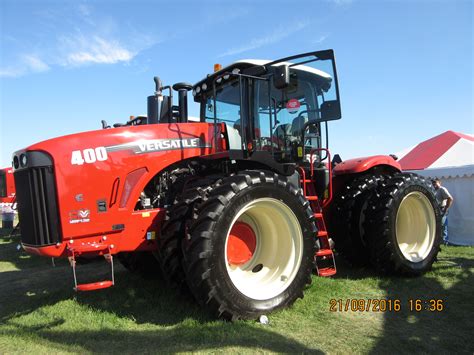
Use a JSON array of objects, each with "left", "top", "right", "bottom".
[{"left": 329, "top": 299, "right": 444, "bottom": 312}]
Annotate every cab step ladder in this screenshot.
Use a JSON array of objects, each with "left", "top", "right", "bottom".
[
  {"left": 68, "top": 244, "right": 115, "bottom": 291},
  {"left": 298, "top": 167, "right": 337, "bottom": 277}
]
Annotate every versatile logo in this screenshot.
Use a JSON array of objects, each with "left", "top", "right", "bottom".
[
  {"left": 106, "top": 138, "right": 210, "bottom": 155},
  {"left": 69, "top": 209, "right": 90, "bottom": 224}
]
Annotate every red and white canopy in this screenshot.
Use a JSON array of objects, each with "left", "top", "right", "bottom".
[
  {"left": 398, "top": 130, "right": 474, "bottom": 170},
  {"left": 397, "top": 130, "right": 474, "bottom": 246}
]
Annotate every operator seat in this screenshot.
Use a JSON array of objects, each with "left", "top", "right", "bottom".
[
  {"left": 291, "top": 114, "right": 308, "bottom": 137},
  {"left": 274, "top": 123, "right": 293, "bottom": 141}
]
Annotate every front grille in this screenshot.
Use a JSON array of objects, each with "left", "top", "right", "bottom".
[{"left": 14, "top": 153, "right": 61, "bottom": 246}]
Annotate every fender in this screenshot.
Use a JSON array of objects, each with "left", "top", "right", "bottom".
[{"left": 333, "top": 155, "right": 401, "bottom": 176}]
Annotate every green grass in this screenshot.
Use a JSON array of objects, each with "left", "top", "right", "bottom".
[{"left": 0, "top": 227, "right": 473, "bottom": 354}]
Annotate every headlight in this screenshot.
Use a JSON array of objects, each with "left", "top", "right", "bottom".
[
  {"left": 13, "top": 156, "right": 19, "bottom": 169},
  {"left": 20, "top": 153, "right": 28, "bottom": 168}
]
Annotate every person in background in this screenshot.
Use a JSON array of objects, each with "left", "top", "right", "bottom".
[{"left": 432, "top": 179, "right": 454, "bottom": 245}]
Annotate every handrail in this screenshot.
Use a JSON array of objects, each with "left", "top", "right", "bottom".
[{"left": 309, "top": 148, "right": 333, "bottom": 208}]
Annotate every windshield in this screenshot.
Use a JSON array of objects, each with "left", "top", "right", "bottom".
[{"left": 204, "top": 80, "right": 240, "bottom": 125}]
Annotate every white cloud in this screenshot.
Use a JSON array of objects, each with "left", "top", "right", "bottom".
[
  {"left": 314, "top": 34, "right": 329, "bottom": 44},
  {"left": 60, "top": 34, "right": 135, "bottom": 66},
  {"left": 0, "top": 67, "right": 23, "bottom": 78},
  {"left": 1, "top": 4, "right": 156, "bottom": 78},
  {"left": 22, "top": 55, "right": 50, "bottom": 72},
  {"left": 218, "top": 21, "right": 310, "bottom": 57},
  {"left": 0, "top": 54, "right": 49, "bottom": 77}
]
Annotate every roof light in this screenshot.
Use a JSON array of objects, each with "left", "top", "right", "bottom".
[
  {"left": 214, "top": 63, "right": 222, "bottom": 72},
  {"left": 202, "top": 83, "right": 207, "bottom": 90},
  {"left": 232, "top": 68, "right": 240, "bottom": 74},
  {"left": 223, "top": 74, "right": 230, "bottom": 80},
  {"left": 216, "top": 77, "right": 222, "bottom": 84},
  {"left": 192, "top": 89, "right": 196, "bottom": 96},
  {"left": 196, "top": 86, "right": 201, "bottom": 93}
]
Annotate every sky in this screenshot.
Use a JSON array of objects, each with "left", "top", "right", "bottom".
[{"left": 0, "top": 0, "right": 472, "bottom": 167}]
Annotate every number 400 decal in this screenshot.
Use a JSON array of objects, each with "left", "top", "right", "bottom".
[{"left": 71, "top": 147, "right": 108, "bottom": 165}]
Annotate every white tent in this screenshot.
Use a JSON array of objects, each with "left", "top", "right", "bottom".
[
  {"left": 398, "top": 131, "right": 474, "bottom": 246},
  {"left": 409, "top": 165, "right": 474, "bottom": 245}
]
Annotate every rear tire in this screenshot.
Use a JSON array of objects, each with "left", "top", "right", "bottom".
[
  {"left": 331, "top": 174, "right": 385, "bottom": 266},
  {"left": 364, "top": 173, "right": 442, "bottom": 275},
  {"left": 182, "top": 171, "right": 317, "bottom": 320}
]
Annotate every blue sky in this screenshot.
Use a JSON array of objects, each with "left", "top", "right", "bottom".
[{"left": 0, "top": 0, "right": 472, "bottom": 167}]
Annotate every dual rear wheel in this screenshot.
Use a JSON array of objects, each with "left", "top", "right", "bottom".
[
  {"left": 163, "top": 171, "right": 317, "bottom": 320},
  {"left": 329, "top": 172, "right": 442, "bottom": 275}
]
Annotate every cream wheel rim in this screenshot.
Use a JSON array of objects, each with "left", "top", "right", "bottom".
[
  {"left": 225, "top": 198, "right": 304, "bottom": 300},
  {"left": 395, "top": 191, "right": 436, "bottom": 262}
]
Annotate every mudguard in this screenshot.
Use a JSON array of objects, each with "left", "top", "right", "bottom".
[{"left": 333, "top": 155, "right": 401, "bottom": 176}]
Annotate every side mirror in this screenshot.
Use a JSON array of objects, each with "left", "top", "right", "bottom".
[
  {"left": 320, "top": 100, "right": 341, "bottom": 121},
  {"left": 273, "top": 64, "right": 290, "bottom": 89}
]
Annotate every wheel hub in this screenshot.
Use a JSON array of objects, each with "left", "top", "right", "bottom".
[{"left": 227, "top": 222, "right": 257, "bottom": 265}]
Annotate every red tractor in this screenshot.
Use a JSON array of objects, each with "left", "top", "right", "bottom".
[
  {"left": 0, "top": 167, "right": 16, "bottom": 204},
  {"left": 12, "top": 50, "right": 441, "bottom": 320}
]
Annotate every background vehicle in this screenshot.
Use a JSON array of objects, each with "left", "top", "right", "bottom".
[
  {"left": 0, "top": 167, "right": 15, "bottom": 204},
  {"left": 0, "top": 167, "right": 16, "bottom": 229},
  {"left": 12, "top": 50, "right": 441, "bottom": 320}
]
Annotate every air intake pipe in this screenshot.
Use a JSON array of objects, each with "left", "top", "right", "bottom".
[{"left": 172, "top": 82, "right": 193, "bottom": 123}]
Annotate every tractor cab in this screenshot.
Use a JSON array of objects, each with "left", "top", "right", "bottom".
[{"left": 193, "top": 50, "right": 342, "bottom": 174}]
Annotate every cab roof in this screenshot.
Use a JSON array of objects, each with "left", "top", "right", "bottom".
[{"left": 193, "top": 58, "right": 332, "bottom": 98}]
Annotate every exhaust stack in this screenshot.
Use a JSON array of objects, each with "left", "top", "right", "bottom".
[{"left": 147, "top": 76, "right": 163, "bottom": 124}]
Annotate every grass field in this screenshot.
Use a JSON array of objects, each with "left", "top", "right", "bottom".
[{"left": 0, "top": 228, "right": 473, "bottom": 354}]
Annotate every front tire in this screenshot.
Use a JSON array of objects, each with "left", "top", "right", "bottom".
[
  {"left": 364, "top": 173, "right": 442, "bottom": 275},
  {"left": 182, "top": 171, "right": 317, "bottom": 320}
]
